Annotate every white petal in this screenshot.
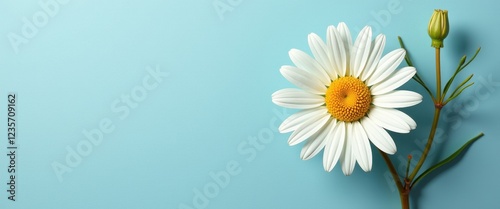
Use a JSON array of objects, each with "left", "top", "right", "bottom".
[
  {"left": 385, "top": 108, "right": 417, "bottom": 130},
  {"left": 360, "top": 117, "right": 396, "bottom": 154},
  {"left": 350, "top": 26, "right": 372, "bottom": 78},
  {"left": 327, "top": 25, "right": 346, "bottom": 78},
  {"left": 373, "top": 90, "right": 423, "bottom": 108},
  {"left": 308, "top": 33, "right": 336, "bottom": 80},
  {"left": 371, "top": 67, "right": 416, "bottom": 95},
  {"left": 288, "top": 111, "right": 330, "bottom": 146},
  {"left": 352, "top": 121, "right": 372, "bottom": 172},
  {"left": 279, "top": 107, "right": 327, "bottom": 133},
  {"left": 341, "top": 122, "right": 356, "bottom": 175},
  {"left": 301, "top": 118, "right": 336, "bottom": 160},
  {"left": 272, "top": 88, "right": 325, "bottom": 109},
  {"left": 337, "top": 22, "right": 352, "bottom": 76},
  {"left": 289, "top": 49, "right": 330, "bottom": 85},
  {"left": 360, "top": 34, "right": 386, "bottom": 82},
  {"left": 323, "top": 121, "right": 346, "bottom": 172},
  {"left": 280, "top": 65, "right": 327, "bottom": 94},
  {"left": 366, "top": 48, "right": 406, "bottom": 86},
  {"left": 368, "top": 107, "right": 411, "bottom": 133}
]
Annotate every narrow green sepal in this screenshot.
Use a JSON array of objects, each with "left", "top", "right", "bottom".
[{"left": 431, "top": 39, "right": 444, "bottom": 48}]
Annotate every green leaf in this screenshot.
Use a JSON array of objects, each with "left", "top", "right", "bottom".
[
  {"left": 458, "top": 47, "right": 481, "bottom": 73},
  {"left": 413, "top": 73, "right": 434, "bottom": 99},
  {"left": 447, "top": 74, "right": 474, "bottom": 100},
  {"left": 398, "top": 36, "right": 414, "bottom": 66},
  {"left": 445, "top": 82, "right": 474, "bottom": 104},
  {"left": 442, "top": 47, "right": 480, "bottom": 99},
  {"left": 398, "top": 36, "right": 434, "bottom": 99},
  {"left": 456, "top": 74, "right": 474, "bottom": 90},
  {"left": 442, "top": 56, "right": 466, "bottom": 98},
  {"left": 411, "top": 132, "right": 484, "bottom": 188}
]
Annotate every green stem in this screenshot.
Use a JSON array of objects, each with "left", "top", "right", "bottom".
[
  {"left": 408, "top": 47, "right": 443, "bottom": 182},
  {"left": 401, "top": 190, "right": 410, "bottom": 209},
  {"left": 435, "top": 48, "right": 442, "bottom": 103},
  {"left": 379, "top": 150, "right": 409, "bottom": 209},
  {"left": 408, "top": 108, "right": 441, "bottom": 181}
]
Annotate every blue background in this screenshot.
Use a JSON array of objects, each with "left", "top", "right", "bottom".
[{"left": 0, "top": 0, "right": 499, "bottom": 208}]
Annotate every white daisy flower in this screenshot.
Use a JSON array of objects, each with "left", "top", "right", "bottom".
[{"left": 272, "top": 23, "right": 422, "bottom": 175}]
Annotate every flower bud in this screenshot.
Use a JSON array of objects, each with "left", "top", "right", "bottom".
[
  {"left": 428, "top": 9, "right": 449, "bottom": 48},
  {"left": 459, "top": 55, "right": 466, "bottom": 66}
]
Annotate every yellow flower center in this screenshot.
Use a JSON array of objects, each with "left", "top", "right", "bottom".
[{"left": 325, "top": 77, "right": 372, "bottom": 122}]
